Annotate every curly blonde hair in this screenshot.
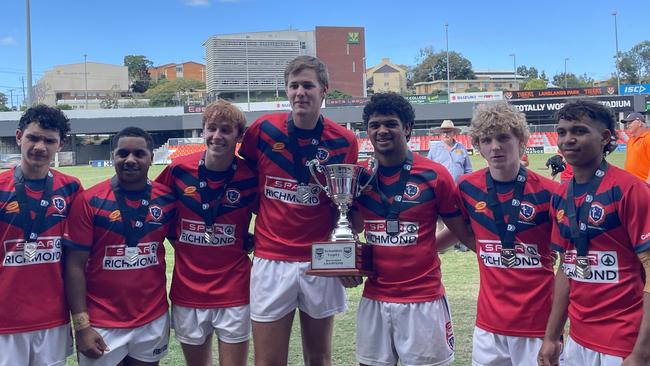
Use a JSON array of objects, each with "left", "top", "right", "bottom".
[{"left": 469, "top": 102, "right": 529, "bottom": 154}]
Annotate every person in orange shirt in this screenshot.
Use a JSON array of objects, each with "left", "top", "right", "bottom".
[{"left": 622, "top": 112, "right": 650, "bottom": 182}]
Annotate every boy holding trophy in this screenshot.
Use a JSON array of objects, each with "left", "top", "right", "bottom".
[{"left": 342, "top": 92, "right": 473, "bottom": 366}]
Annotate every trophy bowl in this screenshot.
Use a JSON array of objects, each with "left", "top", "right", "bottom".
[{"left": 305, "top": 160, "right": 375, "bottom": 276}]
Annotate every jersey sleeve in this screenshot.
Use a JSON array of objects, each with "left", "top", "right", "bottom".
[
  {"left": 344, "top": 133, "right": 359, "bottom": 164},
  {"left": 239, "top": 121, "right": 261, "bottom": 166},
  {"left": 154, "top": 163, "right": 175, "bottom": 187},
  {"left": 62, "top": 193, "right": 95, "bottom": 251},
  {"left": 453, "top": 184, "right": 471, "bottom": 223},
  {"left": 436, "top": 167, "right": 461, "bottom": 218},
  {"left": 621, "top": 181, "right": 650, "bottom": 253}
]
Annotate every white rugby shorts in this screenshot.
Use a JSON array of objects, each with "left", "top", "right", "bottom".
[
  {"left": 564, "top": 335, "right": 622, "bottom": 366},
  {"left": 0, "top": 323, "right": 72, "bottom": 366},
  {"left": 472, "top": 326, "right": 563, "bottom": 366},
  {"left": 356, "top": 297, "right": 455, "bottom": 366},
  {"left": 172, "top": 304, "right": 250, "bottom": 345},
  {"left": 250, "top": 257, "right": 347, "bottom": 322},
  {"left": 78, "top": 312, "right": 169, "bottom": 366}
]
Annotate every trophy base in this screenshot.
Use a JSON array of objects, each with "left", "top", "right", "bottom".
[{"left": 306, "top": 240, "right": 373, "bottom": 277}]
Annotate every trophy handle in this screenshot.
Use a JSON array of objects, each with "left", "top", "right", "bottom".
[
  {"left": 306, "top": 159, "right": 328, "bottom": 194},
  {"left": 357, "top": 157, "right": 377, "bottom": 197}
]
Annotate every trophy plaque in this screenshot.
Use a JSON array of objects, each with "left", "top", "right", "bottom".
[{"left": 305, "top": 159, "right": 375, "bottom": 276}]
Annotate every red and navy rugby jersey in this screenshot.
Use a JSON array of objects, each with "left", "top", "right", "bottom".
[
  {"left": 63, "top": 179, "right": 176, "bottom": 329},
  {"left": 550, "top": 164, "right": 650, "bottom": 357},
  {"left": 239, "top": 112, "right": 358, "bottom": 261},
  {"left": 0, "top": 168, "right": 82, "bottom": 334},
  {"left": 456, "top": 168, "right": 558, "bottom": 338},
  {"left": 156, "top": 152, "right": 257, "bottom": 308},
  {"left": 355, "top": 154, "right": 460, "bottom": 303}
]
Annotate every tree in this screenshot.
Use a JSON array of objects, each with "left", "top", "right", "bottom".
[
  {"left": 411, "top": 47, "right": 475, "bottom": 84},
  {"left": 516, "top": 65, "right": 539, "bottom": 81},
  {"left": 577, "top": 73, "right": 595, "bottom": 87},
  {"left": 326, "top": 89, "right": 351, "bottom": 99},
  {"left": 144, "top": 78, "right": 205, "bottom": 107},
  {"left": 523, "top": 78, "right": 547, "bottom": 90},
  {"left": 124, "top": 55, "right": 154, "bottom": 93},
  {"left": 0, "top": 92, "right": 9, "bottom": 111},
  {"left": 618, "top": 41, "right": 650, "bottom": 84},
  {"left": 552, "top": 73, "right": 580, "bottom": 88},
  {"left": 56, "top": 104, "right": 73, "bottom": 110}
]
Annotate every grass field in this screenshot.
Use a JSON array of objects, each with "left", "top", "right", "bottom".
[{"left": 56, "top": 152, "right": 626, "bottom": 365}]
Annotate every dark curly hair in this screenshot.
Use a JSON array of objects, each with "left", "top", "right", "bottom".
[
  {"left": 112, "top": 126, "right": 154, "bottom": 154},
  {"left": 18, "top": 104, "right": 71, "bottom": 141},
  {"left": 362, "top": 92, "right": 415, "bottom": 140},
  {"left": 555, "top": 99, "right": 618, "bottom": 156}
]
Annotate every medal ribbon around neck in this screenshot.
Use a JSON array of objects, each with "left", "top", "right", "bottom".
[
  {"left": 287, "top": 115, "right": 324, "bottom": 187},
  {"left": 374, "top": 151, "right": 414, "bottom": 236},
  {"left": 197, "top": 152, "right": 237, "bottom": 234},
  {"left": 485, "top": 166, "right": 528, "bottom": 253},
  {"left": 13, "top": 166, "right": 54, "bottom": 243},
  {"left": 110, "top": 176, "right": 152, "bottom": 248}
]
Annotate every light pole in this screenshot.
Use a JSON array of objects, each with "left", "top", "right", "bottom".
[
  {"left": 564, "top": 58, "right": 569, "bottom": 89},
  {"left": 362, "top": 57, "right": 367, "bottom": 98},
  {"left": 612, "top": 11, "right": 621, "bottom": 92},
  {"left": 445, "top": 23, "right": 450, "bottom": 99},
  {"left": 25, "top": 0, "right": 33, "bottom": 107},
  {"left": 509, "top": 53, "right": 517, "bottom": 87},
  {"left": 84, "top": 54, "right": 88, "bottom": 109},
  {"left": 245, "top": 35, "right": 251, "bottom": 111}
]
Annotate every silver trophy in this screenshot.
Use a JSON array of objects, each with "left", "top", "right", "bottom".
[{"left": 305, "top": 159, "right": 376, "bottom": 276}]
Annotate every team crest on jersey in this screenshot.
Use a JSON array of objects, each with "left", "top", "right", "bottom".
[
  {"left": 226, "top": 188, "right": 241, "bottom": 204},
  {"left": 272, "top": 142, "right": 285, "bottom": 151},
  {"left": 5, "top": 201, "right": 19, "bottom": 214},
  {"left": 518, "top": 201, "right": 536, "bottom": 221},
  {"left": 149, "top": 206, "right": 163, "bottom": 221},
  {"left": 403, "top": 183, "right": 420, "bottom": 200},
  {"left": 52, "top": 196, "right": 66, "bottom": 213},
  {"left": 475, "top": 201, "right": 487, "bottom": 212},
  {"left": 184, "top": 186, "right": 197, "bottom": 195},
  {"left": 109, "top": 210, "right": 121, "bottom": 222},
  {"left": 589, "top": 204, "right": 605, "bottom": 225},
  {"left": 316, "top": 147, "right": 330, "bottom": 163},
  {"left": 556, "top": 209, "right": 565, "bottom": 222}
]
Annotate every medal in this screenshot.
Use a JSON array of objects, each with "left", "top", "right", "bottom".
[
  {"left": 386, "top": 219, "right": 400, "bottom": 236},
  {"left": 204, "top": 226, "right": 214, "bottom": 243},
  {"left": 500, "top": 248, "right": 517, "bottom": 268},
  {"left": 296, "top": 184, "right": 310, "bottom": 203},
  {"left": 23, "top": 242, "right": 37, "bottom": 261},
  {"left": 575, "top": 256, "right": 591, "bottom": 279},
  {"left": 125, "top": 246, "right": 139, "bottom": 264}
]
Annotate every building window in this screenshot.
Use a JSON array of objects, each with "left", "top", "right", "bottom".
[
  {"left": 384, "top": 82, "right": 389, "bottom": 87},
  {"left": 300, "top": 41, "right": 306, "bottom": 49}
]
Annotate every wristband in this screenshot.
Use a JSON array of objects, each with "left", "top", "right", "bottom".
[{"left": 71, "top": 312, "right": 91, "bottom": 331}]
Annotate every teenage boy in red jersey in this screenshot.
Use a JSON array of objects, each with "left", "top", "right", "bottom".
[
  {"left": 156, "top": 100, "right": 256, "bottom": 366},
  {"left": 538, "top": 100, "right": 650, "bottom": 366},
  {"left": 64, "top": 127, "right": 176, "bottom": 366},
  {"left": 454, "top": 102, "right": 559, "bottom": 366},
  {"left": 0, "top": 105, "right": 83, "bottom": 366},
  {"left": 239, "top": 56, "right": 358, "bottom": 366},
  {"left": 342, "top": 92, "right": 474, "bottom": 366}
]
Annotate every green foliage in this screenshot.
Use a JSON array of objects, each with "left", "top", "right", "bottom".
[
  {"left": 411, "top": 47, "right": 475, "bottom": 83},
  {"left": 552, "top": 73, "right": 580, "bottom": 88},
  {"left": 465, "top": 87, "right": 482, "bottom": 93},
  {"left": 517, "top": 65, "right": 539, "bottom": 80},
  {"left": 56, "top": 104, "right": 73, "bottom": 110},
  {"left": 618, "top": 41, "right": 650, "bottom": 84},
  {"left": 523, "top": 78, "right": 548, "bottom": 90},
  {"left": 0, "top": 92, "right": 8, "bottom": 110},
  {"left": 326, "top": 89, "right": 352, "bottom": 99},
  {"left": 124, "top": 55, "right": 154, "bottom": 93},
  {"left": 144, "top": 78, "right": 205, "bottom": 107}
]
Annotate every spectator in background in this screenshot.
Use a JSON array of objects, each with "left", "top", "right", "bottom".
[
  {"left": 621, "top": 112, "right": 650, "bottom": 183},
  {"left": 427, "top": 119, "right": 473, "bottom": 183},
  {"left": 544, "top": 153, "right": 566, "bottom": 181}
]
